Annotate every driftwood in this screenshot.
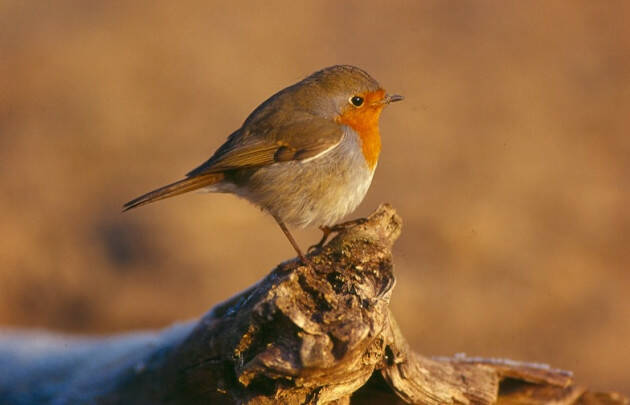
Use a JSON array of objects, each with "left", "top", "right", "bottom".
[{"left": 0, "top": 204, "right": 627, "bottom": 405}]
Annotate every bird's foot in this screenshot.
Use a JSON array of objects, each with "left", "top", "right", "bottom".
[{"left": 307, "top": 218, "right": 368, "bottom": 254}]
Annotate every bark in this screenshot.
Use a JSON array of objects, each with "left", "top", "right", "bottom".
[{"left": 0, "top": 204, "right": 626, "bottom": 405}]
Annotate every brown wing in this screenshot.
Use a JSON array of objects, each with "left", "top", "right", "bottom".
[
  {"left": 123, "top": 117, "right": 343, "bottom": 211},
  {"left": 186, "top": 117, "right": 344, "bottom": 176}
]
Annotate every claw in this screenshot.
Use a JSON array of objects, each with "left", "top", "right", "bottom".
[
  {"left": 308, "top": 218, "right": 368, "bottom": 253},
  {"left": 308, "top": 226, "right": 332, "bottom": 254}
]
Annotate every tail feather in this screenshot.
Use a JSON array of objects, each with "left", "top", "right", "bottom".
[{"left": 123, "top": 173, "right": 224, "bottom": 211}]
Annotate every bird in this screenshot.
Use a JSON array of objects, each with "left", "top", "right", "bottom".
[{"left": 123, "top": 65, "right": 403, "bottom": 265}]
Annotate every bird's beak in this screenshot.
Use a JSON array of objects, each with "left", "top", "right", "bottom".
[{"left": 382, "top": 94, "right": 404, "bottom": 104}]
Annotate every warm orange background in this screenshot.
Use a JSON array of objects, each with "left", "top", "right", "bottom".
[{"left": 1, "top": 1, "right": 628, "bottom": 394}]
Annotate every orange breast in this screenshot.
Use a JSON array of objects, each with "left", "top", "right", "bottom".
[{"left": 336, "top": 89, "right": 385, "bottom": 170}]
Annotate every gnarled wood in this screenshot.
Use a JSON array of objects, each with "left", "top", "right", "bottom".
[{"left": 0, "top": 204, "right": 626, "bottom": 404}]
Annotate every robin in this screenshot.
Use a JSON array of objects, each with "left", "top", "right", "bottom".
[{"left": 124, "top": 65, "right": 403, "bottom": 264}]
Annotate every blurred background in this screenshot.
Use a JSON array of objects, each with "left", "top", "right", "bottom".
[{"left": 1, "top": 0, "right": 628, "bottom": 394}]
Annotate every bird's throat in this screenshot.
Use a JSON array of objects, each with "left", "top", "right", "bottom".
[
  {"left": 336, "top": 92, "right": 384, "bottom": 170},
  {"left": 354, "top": 117, "right": 381, "bottom": 170}
]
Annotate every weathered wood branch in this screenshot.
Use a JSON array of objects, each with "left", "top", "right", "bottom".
[{"left": 0, "top": 204, "right": 627, "bottom": 404}]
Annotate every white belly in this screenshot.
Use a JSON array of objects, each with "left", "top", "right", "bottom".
[{"left": 211, "top": 129, "right": 376, "bottom": 227}]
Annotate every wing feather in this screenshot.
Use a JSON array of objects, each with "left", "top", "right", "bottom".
[{"left": 187, "top": 117, "right": 343, "bottom": 176}]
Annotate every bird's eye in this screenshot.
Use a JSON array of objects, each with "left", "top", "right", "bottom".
[{"left": 349, "top": 96, "right": 364, "bottom": 107}]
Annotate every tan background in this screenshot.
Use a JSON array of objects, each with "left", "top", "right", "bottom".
[{"left": 1, "top": 0, "right": 628, "bottom": 394}]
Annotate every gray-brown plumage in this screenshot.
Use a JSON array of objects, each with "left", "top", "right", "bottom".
[{"left": 124, "top": 65, "right": 403, "bottom": 262}]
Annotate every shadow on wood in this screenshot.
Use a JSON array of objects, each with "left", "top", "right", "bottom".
[{"left": 0, "top": 204, "right": 627, "bottom": 404}]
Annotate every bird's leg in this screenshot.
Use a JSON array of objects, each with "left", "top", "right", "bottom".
[
  {"left": 273, "top": 216, "right": 312, "bottom": 267},
  {"left": 308, "top": 217, "right": 368, "bottom": 253}
]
